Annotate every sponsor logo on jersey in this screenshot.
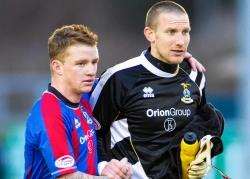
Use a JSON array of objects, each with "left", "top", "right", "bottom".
[
  {"left": 79, "top": 129, "right": 95, "bottom": 144},
  {"left": 164, "top": 118, "right": 176, "bottom": 132},
  {"left": 146, "top": 108, "right": 191, "bottom": 118},
  {"left": 55, "top": 155, "right": 75, "bottom": 168},
  {"left": 81, "top": 109, "right": 93, "bottom": 124},
  {"left": 87, "top": 140, "right": 94, "bottom": 153},
  {"left": 143, "top": 87, "right": 155, "bottom": 98},
  {"left": 181, "top": 83, "right": 193, "bottom": 104},
  {"left": 74, "top": 118, "right": 81, "bottom": 129}
]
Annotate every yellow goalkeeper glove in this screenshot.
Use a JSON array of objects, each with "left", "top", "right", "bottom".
[{"left": 188, "top": 135, "right": 213, "bottom": 179}]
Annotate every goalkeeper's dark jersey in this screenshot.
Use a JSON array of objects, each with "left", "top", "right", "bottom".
[{"left": 90, "top": 50, "right": 210, "bottom": 179}]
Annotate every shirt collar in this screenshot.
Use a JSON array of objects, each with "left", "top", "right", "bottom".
[
  {"left": 144, "top": 47, "right": 178, "bottom": 74},
  {"left": 48, "top": 83, "right": 79, "bottom": 108}
]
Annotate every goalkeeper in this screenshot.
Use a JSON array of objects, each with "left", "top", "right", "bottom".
[{"left": 90, "top": 1, "right": 224, "bottom": 179}]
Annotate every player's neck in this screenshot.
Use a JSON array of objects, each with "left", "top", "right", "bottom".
[
  {"left": 51, "top": 79, "right": 81, "bottom": 104},
  {"left": 146, "top": 48, "right": 179, "bottom": 74}
]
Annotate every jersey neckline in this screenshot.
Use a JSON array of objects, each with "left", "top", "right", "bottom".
[
  {"left": 144, "top": 48, "right": 178, "bottom": 74},
  {"left": 48, "top": 84, "right": 79, "bottom": 108}
]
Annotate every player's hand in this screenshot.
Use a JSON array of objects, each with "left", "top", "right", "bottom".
[
  {"left": 188, "top": 161, "right": 208, "bottom": 179},
  {"left": 101, "top": 158, "right": 132, "bottom": 179},
  {"left": 184, "top": 52, "right": 206, "bottom": 72},
  {"left": 188, "top": 135, "right": 212, "bottom": 179},
  {"left": 120, "top": 158, "right": 132, "bottom": 179}
]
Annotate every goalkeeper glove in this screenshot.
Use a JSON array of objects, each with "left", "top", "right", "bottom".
[{"left": 188, "top": 135, "right": 213, "bottom": 179}]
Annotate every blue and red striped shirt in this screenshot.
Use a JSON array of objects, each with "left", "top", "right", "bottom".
[{"left": 24, "top": 84, "right": 100, "bottom": 178}]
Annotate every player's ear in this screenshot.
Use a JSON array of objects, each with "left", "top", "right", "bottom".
[
  {"left": 144, "top": 26, "right": 156, "bottom": 43},
  {"left": 50, "top": 58, "right": 64, "bottom": 76}
]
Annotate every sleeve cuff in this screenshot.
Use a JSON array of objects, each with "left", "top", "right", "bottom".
[
  {"left": 51, "top": 166, "right": 77, "bottom": 177},
  {"left": 98, "top": 161, "right": 108, "bottom": 175},
  {"left": 200, "top": 135, "right": 223, "bottom": 157}
]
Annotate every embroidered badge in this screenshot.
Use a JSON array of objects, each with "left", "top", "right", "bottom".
[{"left": 181, "top": 83, "right": 193, "bottom": 104}]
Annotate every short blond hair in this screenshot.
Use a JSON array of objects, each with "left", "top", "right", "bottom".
[
  {"left": 48, "top": 24, "right": 98, "bottom": 60},
  {"left": 145, "top": 1, "right": 187, "bottom": 28}
]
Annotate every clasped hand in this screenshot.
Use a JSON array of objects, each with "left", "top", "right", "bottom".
[{"left": 101, "top": 158, "right": 132, "bottom": 179}]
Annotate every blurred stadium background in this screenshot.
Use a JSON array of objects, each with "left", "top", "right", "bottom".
[{"left": 0, "top": 0, "right": 248, "bottom": 178}]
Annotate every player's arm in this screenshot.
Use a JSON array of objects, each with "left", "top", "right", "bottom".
[
  {"left": 179, "top": 74, "right": 223, "bottom": 178},
  {"left": 90, "top": 71, "right": 124, "bottom": 161},
  {"left": 90, "top": 71, "right": 131, "bottom": 178},
  {"left": 179, "top": 74, "right": 224, "bottom": 153},
  {"left": 177, "top": 69, "right": 223, "bottom": 141},
  {"left": 38, "top": 96, "right": 80, "bottom": 178},
  {"left": 57, "top": 159, "right": 131, "bottom": 179},
  {"left": 187, "top": 88, "right": 224, "bottom": 178}
]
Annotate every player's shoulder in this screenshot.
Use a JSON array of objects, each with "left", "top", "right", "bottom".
[
  {"left": 180, "top": 61, "right": 205, "bottom": 83},
  {"left": 179, "top": 60, "right": 193, "bottom": 74},
  {"left": 28, "top": 91, "right": 64, "bottom": 120},
  {"left": 25, "top": 95, "right": 45, "bottom": 134},
  {"left": 40, "top": 90, "right": 59, "bottom": 103},
  {"left": 40, "top": 90, "right": 66, "bottom": 110},
  {"left": 28, "top": 92, "right": 48, "bottom": 118},
  {"left": 102, "top": 55, "right": 144, "bottom": 79}
]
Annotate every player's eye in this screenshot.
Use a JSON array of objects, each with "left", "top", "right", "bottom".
[
  {"left": 91, "top": 58, "right": 99, "bottom": 65},
  {"left": 76, "top": 62, "right": 87, "bottom": 66},
  {"left": 166, "top": 29, "right": 176, "bottom": 35},
  {"left": 183, "top": 28, "right": 190, "bottom": 35},
  {"left": 183, "top": 31, "right": 188, "bottom": 35}
]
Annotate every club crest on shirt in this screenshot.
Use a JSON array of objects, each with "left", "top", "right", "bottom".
[{"left": 181, "top": 83, "right": 193, "bottom": 104}]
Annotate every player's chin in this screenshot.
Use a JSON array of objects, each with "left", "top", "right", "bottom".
[
  {"left": 169, "top": 57, "right": 184, "bottom": 64},
  {"left": 79, "top": 86, "right": 93, "bottom": 93}
]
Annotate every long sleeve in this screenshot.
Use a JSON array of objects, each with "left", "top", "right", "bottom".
[
  {"left": 25, "top": 95, "right": 77, "bottom": 178},
  {"left": 90, "top": 70, "right": 126, "bottom": 162}
]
